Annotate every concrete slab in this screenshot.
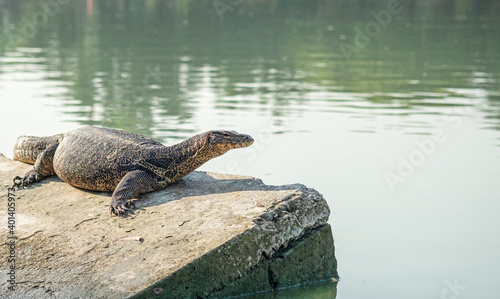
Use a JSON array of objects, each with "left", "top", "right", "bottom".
[{"left": 0, "top": 153, "right": 338, "bottom": 298}]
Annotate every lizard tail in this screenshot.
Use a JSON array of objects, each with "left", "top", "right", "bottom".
[{"left": 13, "top": 134, "right": 64, "bottom": 164}]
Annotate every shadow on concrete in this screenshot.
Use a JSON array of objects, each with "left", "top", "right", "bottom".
[{"left": 10, "top": 167, "right": 304, "bottom": 216}]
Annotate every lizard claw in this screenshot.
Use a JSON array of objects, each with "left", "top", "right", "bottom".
[
  {"left": 125, "top": 200, "right": 136, "bottom": 209},
  {"left": 19, "top": 170, "right": 42, "bottom": 188},
  {"left": 110, "top": 200, "right": 136, "bottom": 216},
  {"left": 12, "top": 176, "right": 23, "bottom": 189}
]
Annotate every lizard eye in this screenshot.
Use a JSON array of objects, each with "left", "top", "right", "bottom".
[{"left": 222, "top": 131, "right": 238, "bottom": 137}]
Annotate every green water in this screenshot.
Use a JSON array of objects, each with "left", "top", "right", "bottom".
[{"left": 1, "top": 1, "right": 500, "bottom": 298}]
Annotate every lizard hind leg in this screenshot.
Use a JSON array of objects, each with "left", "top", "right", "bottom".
[
  {"left": 20, "top": 142, "right": 59, "bottom": 187},
  {"left": 110, "top": 170, "right": 160, "bottom": 216}
]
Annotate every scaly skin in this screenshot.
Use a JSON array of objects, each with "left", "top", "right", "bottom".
[{"left": 13, "top": 126, "right": 254, "bottom": 216}]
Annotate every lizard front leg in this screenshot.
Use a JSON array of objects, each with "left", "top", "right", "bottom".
[
  {"left": 110, "top": 170, "right": 160, "bottom": 216},
  {"left": 20, "top": 142, "right": 59, "bottom": 187}
]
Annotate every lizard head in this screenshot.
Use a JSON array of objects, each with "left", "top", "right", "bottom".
[{"left": 205, "top": 130, "right": 254, "bottom": 154}]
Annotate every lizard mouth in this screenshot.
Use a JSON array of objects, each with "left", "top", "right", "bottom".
[
  {"left": 207, "top": 130, "right": 254, "bottom": 150},
  {"left": 233, "top": 134, "right": 254, "bottom": 148}
]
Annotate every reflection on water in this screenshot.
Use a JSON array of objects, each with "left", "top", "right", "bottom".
[
  {"left": 246, "top": 281, "right": 337, "bottom": 299},
  {"left": 1, "top": 1, "right": 500, "bottom": 298},
  {"left": 1, "top": 0, "right": 499, "bottom": 143}
]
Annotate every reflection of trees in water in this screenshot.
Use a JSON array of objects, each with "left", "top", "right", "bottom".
[{"left": 0, "top": 0, "right": 499, "bottom": 135}]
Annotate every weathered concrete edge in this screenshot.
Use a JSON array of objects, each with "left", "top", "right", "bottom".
[
  {"left": 209, "top": 224, "right": 339, "bottom": 298},
  {"left": 131, "top": 187, "right": 336, "bottom": 298}
]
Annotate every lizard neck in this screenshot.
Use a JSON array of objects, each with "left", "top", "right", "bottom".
[{"left": 155, "top": 133, "right": 224, "bottom": 182}]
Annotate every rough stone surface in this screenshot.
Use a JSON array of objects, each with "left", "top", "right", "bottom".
[
  {"left": 204, "top": 225, "right": 338, "bottom": 299},
  {"left": 0, "top": 153, "right": 338, "bottom": 298}
]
